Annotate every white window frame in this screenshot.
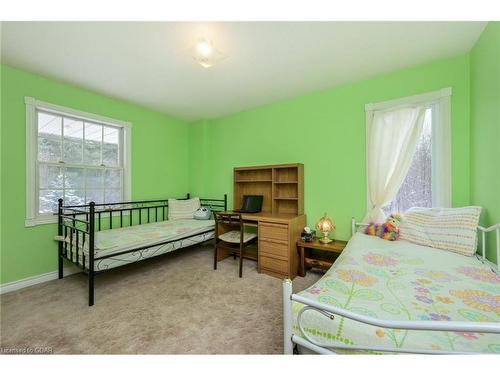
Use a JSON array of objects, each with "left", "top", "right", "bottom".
[
  {"left": 364, "top": 87, "right": 452, "bottom": 212},
  {"left": 25, "top": 97, "right": 132, "bottom": 227}
]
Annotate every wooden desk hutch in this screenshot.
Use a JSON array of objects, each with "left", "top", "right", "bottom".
[{"left": 233, "top": 163, "right": 306, "bottom": 279}]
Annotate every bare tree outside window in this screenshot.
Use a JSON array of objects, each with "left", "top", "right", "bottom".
[
  {"left": 383, "top": 108, "right": 432, "bottom": 215},
  {"left": 37, "top": 111, "right": 123, "bottom": 214}
]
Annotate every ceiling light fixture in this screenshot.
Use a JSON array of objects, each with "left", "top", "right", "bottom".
[{"left": 191, "top": 38, "right": 225, "bottom": 68}]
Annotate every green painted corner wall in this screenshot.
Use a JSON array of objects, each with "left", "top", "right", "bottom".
[
  {"left": 0, "top": 64, "right": 190, "bottom": 284},
  {"left": 470, "top": 22, "right": 500, "bottom": 262},
  {"left": 188, "top": 54, "right": 472, "bottom": 242},
  {"left": 189, "top": 120, "right": 212, "bottom": 198}
]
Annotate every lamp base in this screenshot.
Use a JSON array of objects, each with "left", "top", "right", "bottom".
[{"left": 319, "top": 236, "right": 332, "bottom": 244}]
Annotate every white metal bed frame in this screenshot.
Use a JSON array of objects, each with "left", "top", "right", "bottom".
[{"left": 283, "top": 219, "right": 500, "bottom": 354}]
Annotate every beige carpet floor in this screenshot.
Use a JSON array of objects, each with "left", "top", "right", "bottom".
[{"left": 1, "top": 243, "right": 320, "bottom": 354}]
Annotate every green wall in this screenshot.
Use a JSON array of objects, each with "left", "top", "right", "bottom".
[
  {"left": 0, "top": 64, "right": 190, "bottom": 284},
  {"left": 189, "top": 55, "right": 472, "bottom": 242},
  {"left": 470, "top": 22, "right": 500, "bottom": 262},
  {"left": 189, "top": 120, "right": 212, "bottom": 197}
]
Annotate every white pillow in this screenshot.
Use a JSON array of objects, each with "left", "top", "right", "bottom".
[
  {"left": 168, "top": 198, "right": 200, "bottom": 220},
  {"left": 399, "top": 206, "right": 482, "bottom": 256}
]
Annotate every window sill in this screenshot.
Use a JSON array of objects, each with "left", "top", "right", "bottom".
[{"left": 25, "top": 216, "right": 57, "bottom": 227}]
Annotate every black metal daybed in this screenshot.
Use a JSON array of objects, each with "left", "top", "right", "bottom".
[{"left": 56, "top": 193, "right": 227, "bottom": 306}]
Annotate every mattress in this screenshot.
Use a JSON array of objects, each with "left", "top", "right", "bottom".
[
  {"left": 293, "top": 232, "right": 500, "bottom": 354},
  {"left": 64, "top": 219, "right": 215, "bottom": 271}
]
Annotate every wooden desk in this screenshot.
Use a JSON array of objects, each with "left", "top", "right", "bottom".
[
  {"left": 296, "top": 238, "right": 348, "bottom": 276},
  {"left": 240, "top": 212, "right": 302, "bottom": 223},
  {"left": 217, "top": 211, "right": 306, "bottom": 279}
]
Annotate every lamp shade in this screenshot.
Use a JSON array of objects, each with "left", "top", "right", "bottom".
[{"left": 316, "top": 213, "right": 335, "bottom": 233}]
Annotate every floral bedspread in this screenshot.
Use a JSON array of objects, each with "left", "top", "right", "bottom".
[
  {"left": 88, "top": 219, "right": 215, "bottom": 257},
  {"left": 293, "top": 233, "right": 500, "bottom": 353}
]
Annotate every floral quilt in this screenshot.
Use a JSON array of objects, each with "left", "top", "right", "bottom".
[
  {"left": 85, "top": 219, "right": 215, "bottom": 257},
  {"left": 293, "top": 233, "right": 500, "bottom": 353}
]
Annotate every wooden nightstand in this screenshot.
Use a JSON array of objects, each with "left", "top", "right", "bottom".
[{"left": 296, "top": 238, "right": 348, "bottom": 276}]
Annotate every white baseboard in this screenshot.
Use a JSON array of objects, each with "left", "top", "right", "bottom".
[{"left": 0, "top": 266, "right": 82, "bottom": 295}]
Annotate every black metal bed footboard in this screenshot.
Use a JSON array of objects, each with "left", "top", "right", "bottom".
[{"left": 57, "top": 193, "right": 227, "bottom": 306}]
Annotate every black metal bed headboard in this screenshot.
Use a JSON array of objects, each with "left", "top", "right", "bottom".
[{"left": 58, "top": 193, "right": 227, "bottom": 232}]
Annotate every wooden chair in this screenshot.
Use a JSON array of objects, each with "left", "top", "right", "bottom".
[{"left": 213, "top": 212, "right": 257, "bottom": 277}]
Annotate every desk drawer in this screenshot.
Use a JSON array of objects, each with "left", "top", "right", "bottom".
[
  {"left": 259, "top": 222, "right": 288, "bottom": 241},
  {"left": 260, "top": 256, "right": 288, "bottom": 274},
  {"left": 259, "top": 238, "right": 288, "bottom": 259}
]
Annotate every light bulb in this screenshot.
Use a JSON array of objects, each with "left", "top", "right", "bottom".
[
  {"left": 196, "top": 40, "right": 213, "bottom": 57},
  {"left": 190, "top": 38, "right": 225, "bottom": 68}
]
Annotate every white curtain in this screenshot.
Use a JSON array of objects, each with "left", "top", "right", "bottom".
[{"left": 363, "top": 106, "right": 427, "bottom": 223}]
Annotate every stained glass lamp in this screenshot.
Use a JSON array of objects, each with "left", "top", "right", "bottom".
[{"left": 315, "top": 213, "right": 335, "bottom": 244}]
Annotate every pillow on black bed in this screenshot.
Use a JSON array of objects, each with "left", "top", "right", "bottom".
[{"left": 168, "top": 198, "right": 200, "bottom": 220}]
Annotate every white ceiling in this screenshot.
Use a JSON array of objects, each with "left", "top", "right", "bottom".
[{"left": 1, "top": 22, "right": 487, "bottom": 121}]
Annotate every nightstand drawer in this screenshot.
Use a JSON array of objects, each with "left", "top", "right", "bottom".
[
  {"left": 259, "top": 238, "right": 288, "bottom": 259},
  {"left": 260, "top": 256, "right": 288, "bottom": 274},
  {"left": 259, "top": 223, "right": 288, "bottom": 241}
]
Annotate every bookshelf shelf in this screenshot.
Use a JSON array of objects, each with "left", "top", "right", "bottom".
[
  {"left": 235, "top": 179, "right": 273, "bottom": 183},
  {"left": 233, "top": 163, "right": 303, "bottom": 215}
]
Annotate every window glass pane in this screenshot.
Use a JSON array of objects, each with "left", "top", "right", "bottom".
[
  {"left": 105, "top": 189, "right": 122, "bottom": 203},
  {"left": 38, "top": 137, "right": 61, "bottom": 162},
  {"left": 84, "top": 122, "right": 102, "bottom": 165},
  {"left": 104, "top": 169, "right": 121, "bottom": 189},
  {"left": 84, "top": 122, "right": 102, "bottom": 141},
  {"left": 383, "top": 108, "right": 432, "bottom": 214},
  {"left": 63, "top": 118, "right": 83, "bottom": 164},
  {"left": 86, "top": 169, "right": 103, "bottom": 189},
  {"left": 86, "top": 189, "right": 104, "bottom": 204},
  {"left": 65, "top": 167, "right": 85, "bottom": 189},
  {"left": 39, "top": 165, "right": 63, "bottom": 189},
  {"left": 39, "top": 190, "right": 63, "bottom": 213},
  {"left": 38, "top": 112, "right": 62, "bottom": 137},
  {"left": 38, "top": 113, "right": 62, "bottom": 162},
  {"left": 65, "top": 190, "right": 86, "bottom": 206},
  {"left": 103, "top": 126, "right": 119, "bottom": 166}
]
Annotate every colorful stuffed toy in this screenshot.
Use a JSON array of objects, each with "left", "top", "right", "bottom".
[{"left": 365, "top": 213, "right": 403, "bottom": 241}]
